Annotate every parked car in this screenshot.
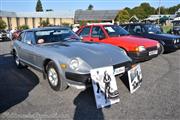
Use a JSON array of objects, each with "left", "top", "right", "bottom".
[
  {"left": 12, "top": 27, "right": 132, "bottom": 91},
  {"left": 0, "top": 30, "right": 8, "bottom": 41},
  {"left": 121, "top": 23, "right": 180, "bottom": 53},
  {"left": 77, "top": 23, "right": 161, "bottom": 62},
  {"left": 172, "top": 20, "right": 180, "bottom": 35}
]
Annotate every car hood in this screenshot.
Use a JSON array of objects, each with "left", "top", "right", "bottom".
[
  {"left": 149, "top": 33, "right": 180, "bottom": 40},
  {"left": 110, "top": 35, "right": 158, "bottom": 48},
  {"left": 41, "top": 41, "right": 131, "bottom": 69}
]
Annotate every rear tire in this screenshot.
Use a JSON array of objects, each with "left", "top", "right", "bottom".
[{"left": 46, "top": 61, "right": 67, "bottom": 91}]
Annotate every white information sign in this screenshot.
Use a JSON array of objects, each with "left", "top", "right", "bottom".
[
  {"left": 128, "top": 64, "right": 143, "bottom": 93},
  {"left": 90, "top": 66, "right": 120, "bottom": 109}
]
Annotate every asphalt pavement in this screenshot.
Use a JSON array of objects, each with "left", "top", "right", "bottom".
[{"left": 0, "top": 41, "right": 179, "bottom": 120}]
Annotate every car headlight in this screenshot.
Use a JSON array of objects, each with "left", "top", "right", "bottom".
[
  {"left": 70, "top": 58, "right": 79, "bottom": 70},
  {"left": 157, "top": 43, "right": 160, "bottom": 48},
  {"left": 135, "top": 46, "right": 146, "bottom": 52},
  {"left": 174, "top": 39, "right": 177, "bottom": 44},
  {"left": 177, "top": 39, "right": 179, "bottom": 43}
]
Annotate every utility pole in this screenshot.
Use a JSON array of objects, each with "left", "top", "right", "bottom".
[{"left": 158, "top": 0, "right": 161, "bottom": 25}]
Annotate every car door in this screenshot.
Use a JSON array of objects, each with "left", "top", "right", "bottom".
[
  {"left": 20, "top": 31, "right": 36, "bottom": 65},
  {"left": 78, "top": 26, "right": 91, "bottom": 41},
  {"left": 90, "top": 26, "right": 107, "bottom": 43}
]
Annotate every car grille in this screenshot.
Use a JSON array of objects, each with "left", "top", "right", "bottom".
[{"left": 146, "top": 46, "right": 157, "bottom": 51}]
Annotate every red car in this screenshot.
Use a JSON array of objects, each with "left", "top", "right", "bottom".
[{"left": 77, "top": 24, "right": 161, "bottom": 62}]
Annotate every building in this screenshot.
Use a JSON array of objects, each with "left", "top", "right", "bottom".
[
  {"left": 0, "top": 10, "right": 74, "bottom": 29},
  {"left": 144, "top": 14, "right": 176, "bottom": 22},
  {"left": 74, "top": 10, "right": 119, "bottom": 24}
]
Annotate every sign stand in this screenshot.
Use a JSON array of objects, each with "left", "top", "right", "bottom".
[{"left": 90, "top": 66, "right": 120, "bottom": 109}]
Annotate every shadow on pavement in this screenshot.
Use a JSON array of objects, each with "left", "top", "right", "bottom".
[
  {"left": 73, "top": 87, "right": 104, "bottom": 120},
  {"left": 0, "top": 54, "right": 39, "bottom": 113}
]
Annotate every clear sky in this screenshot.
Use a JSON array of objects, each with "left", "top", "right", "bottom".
[{"left": 0, "top": 0, "right": 179, "bottom": 13}]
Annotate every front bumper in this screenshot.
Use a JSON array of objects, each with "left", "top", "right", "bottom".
[
  {"left": 128, "top": 46, "right": 160, "bottom": 62},
  {"left": 65, "top": 61, "right": 132, "bottom": 86}
]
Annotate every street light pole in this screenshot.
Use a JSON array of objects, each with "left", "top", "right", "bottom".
[{"left": 158, "top": 0, "right": 161, "bottom": 25}]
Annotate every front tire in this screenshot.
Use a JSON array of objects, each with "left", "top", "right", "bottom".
[
  {"left": 46, "top": 61, "right": 67, "bottom": 91},
  {"left": 160, "top": 43, "right": 164, "bottom": 54},
  {"left": 14, "top": 52, "right": 23, "bottom": 68}
]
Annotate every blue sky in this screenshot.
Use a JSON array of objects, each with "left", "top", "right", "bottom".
[{"left": 0, "top": 0, "right": 179, "bottom": 13}]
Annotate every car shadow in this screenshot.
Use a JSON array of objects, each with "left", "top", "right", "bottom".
[
  {"left": 73, "top": 87, "right": 104, "bottom": 120},
  {"left": 0, "top": 53, "right": 39, "bottom": 113}
]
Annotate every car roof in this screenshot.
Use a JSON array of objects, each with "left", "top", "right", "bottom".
[
  {"left": 23, "top": 26, "right": 70, "bottom": 32},
  {"left": 121, "top": 23, "right": 155, "bottom": 26}
]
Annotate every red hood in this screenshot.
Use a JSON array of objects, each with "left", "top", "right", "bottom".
[{"left": 108, "top": 35, "right": 158, "bottom": 51}]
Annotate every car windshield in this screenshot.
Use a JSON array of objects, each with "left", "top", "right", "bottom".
[
  {"left": 144, "top": 24, "right": 162, "bottom": 34},
  {"left": 35, "top": 29, "right": 80, "bottom": 44},
  {"left": 104, "top": 25, "right": 129, "bottom": 37}
]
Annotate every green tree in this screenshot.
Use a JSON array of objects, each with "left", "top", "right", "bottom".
[
  {"left": 131, "top": 3, "right": 155, "bottom": 19},
  {"left": 40, "top": 19, "right": 50, "bottom": 27},
  {"left": 36, "top": 0, "right": 43, "bottom": 12},
  {"left": 87, "top": 4, "right": 93, "bottom": 10},
  {"left": 115, "top": 10, "right": 130, "bottom": 23},
  {"left": 17, "top": 25, "right": 29, "bottom": 30},
  {"left": 156, "top": 7, "right": 168, "bottom": 14},
  {"left": 168, "top": 4, "right": 180, "bottom": 14},
  {"left": 0, "top": 19, "right": 7, "bottom": 30}
]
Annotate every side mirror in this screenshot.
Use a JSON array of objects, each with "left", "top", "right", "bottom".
[
  {"left": 79, "top": 36, "right": 83, "bottom": 40},
  {"left": 99, "top": 34, "right": 105, "bottom": 40},
  {"left": 27, "top": 40, "right": 32, "bottom": 45}
]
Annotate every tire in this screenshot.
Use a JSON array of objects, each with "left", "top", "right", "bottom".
[
  {"left": 46, "top": 61, "right": 67, "bottom": 91},
  {"left": 160, "top": 43, "right": 164, "bottom": 54},
  {"left": 14, "top": 51, "right": 23, "bottom": 68}
]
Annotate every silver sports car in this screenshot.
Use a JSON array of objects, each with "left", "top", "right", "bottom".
[{"left": 12, "top": 27, "right": 132, "bottom": 91}]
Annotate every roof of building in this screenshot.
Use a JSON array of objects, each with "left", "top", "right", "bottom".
[
  {"left": 24, "top": 26, "right": 70, "bottom": 32},
  {"left": 0, "top": 10, "right": 74, "bottom": 18},
  {"left": 74, "top": 10, "right": 119, "bottom": 22},
  {"left": 144, "top": 14, "right": 176, "bottom": 21}
]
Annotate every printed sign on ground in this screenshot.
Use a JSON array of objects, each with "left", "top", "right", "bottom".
[
  {"left": 90, "top": 66, "right": 120, "bottom": 109},
  {"left": 128, "top": 64, "right": 142, "bottom": 93}
]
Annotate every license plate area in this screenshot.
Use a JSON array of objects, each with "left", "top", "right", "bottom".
[{"left": 149, "top": 50, "right": 158, "bottom": 56}]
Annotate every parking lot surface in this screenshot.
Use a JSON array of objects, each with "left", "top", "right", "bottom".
[{"left": 0, "top": 41, "right": 179, "bottom": 120}]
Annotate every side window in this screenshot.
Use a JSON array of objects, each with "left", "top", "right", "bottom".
[
  {"left": 129, "top": 25, "right": 142, "bottom": 34},
  {"left": 92, "top": 26, "right": 105, "bottom": 38},
  {"left": 79, "top": 27, "right": 90, "bottom": 37},
  {"left": 23, "top": 32, "right": 35, "bottom": 44},
  {"left": 18, "top": 32, "right": 24, "bottom": 41}
]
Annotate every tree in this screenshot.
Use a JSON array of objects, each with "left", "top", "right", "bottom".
[
  {"left": 36, "top": 0, "right": 43, "bottom": 12},
  {"left": 0, "top": 19, "right": 7, "bottom": 30},
  {"left": 115, "top": 10, "right": 130, "bottom": 23},
  {"left": 40, "top": 19, "right": 50, "bottom": 27},
  {"left": 87, "top": 4, "right": 93, "bottom": 10},
  {"left": 17, "top": 25, "right": 29, "bottom": 30}
]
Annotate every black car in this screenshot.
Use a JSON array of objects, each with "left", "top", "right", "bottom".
[
  {"left": 172, "top": 20, "right": 180, "bottom": 35},
  {"left": 121, "top": 23, "right": 180, "bottom": 53},
  {"left": 0, "top": 30, "right": 8, "bottom": 41}
]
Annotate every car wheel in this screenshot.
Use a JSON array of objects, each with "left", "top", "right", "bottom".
[
  {"left": 47, "top": 61, "right": 67, "bottom": 91},
  {"left": 160, "top": 43, "right": 164, "bottom": 54},
  {"left": 14, "top": 52, "right": 23, "bottom": 68}
]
